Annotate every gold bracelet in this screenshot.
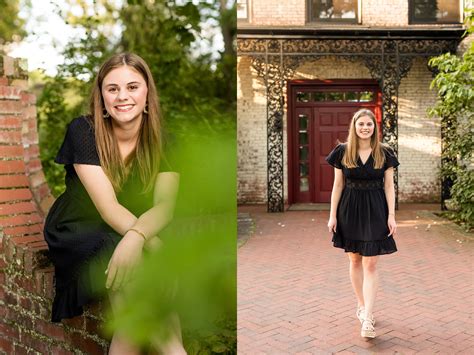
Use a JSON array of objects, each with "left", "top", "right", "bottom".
[{"left": 128, "top": 228, "right": 147, "bottom": 241}]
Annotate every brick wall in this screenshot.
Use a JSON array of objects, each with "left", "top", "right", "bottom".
[
  {"left": 398, "top": 57, "right": 441, "bottom": 202},
  {"left": 0, "top": 55, "right": 109, "bottom": 354},
  {"left": 237, "top": 55, "right": 442, "bottom": 204},
  {"left": 237, "top": 56, "right": 267, "bottom": 203},
  {"left": 250, "top": 0, "right": 305, "bottom": 26},
  {"left": 243, "top": 0, "right": 464, "bottom": 27},
  {"left": 362, "top": 0, "right": 408, "bottom": 26}
]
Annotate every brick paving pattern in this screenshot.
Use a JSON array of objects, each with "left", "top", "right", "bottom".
[{"left": 238, "top": 206, "right": 474, "bottom": 354}]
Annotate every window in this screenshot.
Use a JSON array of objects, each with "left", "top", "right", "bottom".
[
  {"left": 308, "top": 0, "right": 358, "bottom": 23},
  {"left": 295, "top": 90, "right": 375, "bottom": 103},
  {"left": 237, "top": 0, "right": 249, "bottom": 21},
  {"left": 410, "top": 0, "right": 461, "bottom": 24}
]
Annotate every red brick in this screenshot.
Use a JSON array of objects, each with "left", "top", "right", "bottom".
[
  {"left": 3, "top": 224, "right": 42, "bottom": 236},
  {"left": 11, "top": 234, "right": 45, "bottom": 245},
  {"left": 68, "top": 332, "right": 105, "bottom": 355},
  {"left": 0, "top": 144, "right": 22, "bottom": 157},
  {"left": 0, "top": 160, "right": 26, "bottom": 174},
  {"left": 13, "top": 343, "right": 29, "bottom": 355},
  {"left": 0, "top": 214, "right": 43, "bottom": 227},
  {"left": 62, "top": 316, "right": 85, "bottom": 330},
  {"left": 0, "top": 174, "right": 29, "bottom": 188},
  {"left": 19, "top": 330, "right": 52, "bottom": 353},
  {"left": 0, "top": 100, "right": 22, "bottom": 114},
  {"left": 50, "top": 345, "right": 74, "bottom": 355},
  {"left": 0, "top": 115, "right": 21, "bottom": 128},
  {"left": 0, "top": 337, "right": 14, "bottom": 353},
  {"left": 0, "top": 86, "right": 21, "bottom": 99},
  {"left": 0, "top": 201, "right": 37, "bottom": 216},
  {"left": 0, "top": 188, "right": 32, "bottom": 203},
  {"left": 36, "top": 318, "right": 66, "bottom": 342},
  {"left": 0, "top": 321, "right": 20, "bottom": 340}
]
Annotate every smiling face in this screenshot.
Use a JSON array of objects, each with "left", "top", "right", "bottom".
[
  {"left": 101, "top": 65, "right": 148, "bottom": 124},
  {"left": 355, "top": 115, "right": 375, "bottom": 140}
]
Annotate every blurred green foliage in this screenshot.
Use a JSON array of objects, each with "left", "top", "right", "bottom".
[
  {"left": 0, "top": 0, "right": 27, "bottom": 53},
  {"left": 108, "top": 122, "right": 236, "bottom": 353},
  {"left": 429, "top": 9, "right": 473, "bottom": 230},
  {"left": 34, "top": 0, "right": 236, "bottom": 352}
]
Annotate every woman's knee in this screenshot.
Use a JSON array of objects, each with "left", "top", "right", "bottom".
[
  {"left": 362, "top": 256, "right": 378, "bottom": 273},
  {"left": 348, "top": 253, "right": 363, "bottom": 268}
]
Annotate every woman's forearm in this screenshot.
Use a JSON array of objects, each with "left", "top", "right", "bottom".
[
  {"left": 384, "top": 183, "right": 396, "bottom": 215},
  {"left": 101, "top": 201, "right": 174, "bottom": 240},
  {"left": 129, "top": 202, "right": 174, "bottom": 240},
  {"left": 330, "top": 183, "right": 344, "bottom": 218},
  {"left": 101, "top": 204, "right": 138, "bottom": 236}
]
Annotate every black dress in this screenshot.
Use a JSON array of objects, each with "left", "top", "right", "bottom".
[
  {"left": 325, "top": 143, "right": 399, "bottom": 256},
  {"left": 44, "top": 116, "right": 165, "bottom": 322}
]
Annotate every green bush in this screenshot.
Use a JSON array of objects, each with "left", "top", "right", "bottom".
[{"left": 429, "top": 9, "right": 474, "bottom": 230}]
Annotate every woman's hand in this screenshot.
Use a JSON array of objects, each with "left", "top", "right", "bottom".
[
  {"left": 106, "top": 231, "right": 145, "bottom": 291},
  {"left": 328, "top": 216, "right": 337, "bottom": 234},
  {"left": 387, "top": 215, "right": 397, "bottom": 236}
]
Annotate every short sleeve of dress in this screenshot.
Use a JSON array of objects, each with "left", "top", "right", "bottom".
[
  {"left": 158, "top": 132, "right": 177, "bottom": 173},
  {"left": 55, "top": 116, "right": 100, "bottom": 166},
  {"left": 326, "top": 143, "right": 345, "bottom": 169},
  {"left": 383, "top": 146, "right": 400, "bottom": 170}
]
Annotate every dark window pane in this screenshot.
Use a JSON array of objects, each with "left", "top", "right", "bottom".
[
  {"left": 299, "top": 163, "right": 309, "bottom": 177},
  {"left": 345, "top": 91, "right": 358, "bottom": 102},
  {"left": 411, "top": 0, "right": 460, "bottom": 23},
  {"left": 297, "top": 92, "right": 311, "bottom": 102},
  {"left": 299, "top": 114, "right": 308, "bottom": 130},
  {"left": 311, "top": 0, "right": 357, "bottom": 21},
  {"left": 359, "top": 91, "right": 374, "bottom": 102},
  {"left": 299, "top": 146, "right": 309, "bottom": 161},
  {"left": 300, "top": 177, "right": 309, "bottom": 192},
  {"left": 327, "top": 92, "right": 344, "bottom": 101},
  {"left": 299, "top": 132, "right": 308, "bottom": 145},
  {"left": 313, "top": 92, "right": 327, "bottom": 101}
]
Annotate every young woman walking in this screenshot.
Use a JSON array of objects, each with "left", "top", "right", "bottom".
[{"left": 326, "top": 108, "right": 399, "bottom": 338}]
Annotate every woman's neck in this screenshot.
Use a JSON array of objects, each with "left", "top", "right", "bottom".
[
  {"left": 112, "top": 118, "right": 141, "bottom": 145},
  {"left": 358, "top": 139, "right": 371, "bottom": 150}
]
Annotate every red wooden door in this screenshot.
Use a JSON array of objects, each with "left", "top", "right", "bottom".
[
  {"left": 288, "top": 80, "right": 382, "bottom": 204},
  {"left": 314, "top": 107, "right": 353, "bottom": 202}
]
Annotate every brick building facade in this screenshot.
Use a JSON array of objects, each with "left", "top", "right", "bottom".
[{"left": 237, "top": 0, "right": 470, "bottom": 211}]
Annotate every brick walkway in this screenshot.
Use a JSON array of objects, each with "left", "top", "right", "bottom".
[{"left": 238, "top": 206, "right": 474, "bottom": 354}]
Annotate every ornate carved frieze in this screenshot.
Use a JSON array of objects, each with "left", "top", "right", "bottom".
[{"left": 239, "top": 38, "right": 457, "bottom": 212}]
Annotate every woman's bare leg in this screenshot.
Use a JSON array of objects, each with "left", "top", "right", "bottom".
[
  {"left": 108, "top": 291, "right": 141, "bottom": 355},
  {"left": 362, "top": 255, "right": 379, "bottom": 319},
  {"left": 348, "top": 252, "right": 364, "bottom": 308},
  {"left": 151, "top": 313, "right": 186, "bottom": 355}
]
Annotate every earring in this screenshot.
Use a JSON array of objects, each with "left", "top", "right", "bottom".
[
  {"left": 144, "top": 104, "right": 149, "bottom": 114},
  {"left": 103, "top": 109, "right": 110, "bottom": 118}
]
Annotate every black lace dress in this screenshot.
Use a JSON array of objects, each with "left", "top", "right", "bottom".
[
  {"left": 326, "top": 143, "right": 399, "bottom": 256},
  {"left": 44, "top": 116, "right": 168, "bottom": 322}
]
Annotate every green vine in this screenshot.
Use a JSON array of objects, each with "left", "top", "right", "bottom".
[{"left": 428, "top": 9, "right": 474, "bottom": 231}]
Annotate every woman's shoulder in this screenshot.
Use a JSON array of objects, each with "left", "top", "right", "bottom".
[
  {"left": 380, "top": 143, "right": 396, "bottom": 156},
  {"left": 68, "top": 115, "right": 94, "bottom": 132},
  {"left": 335, "top": 142, "right": 347, "bottom": 152}
]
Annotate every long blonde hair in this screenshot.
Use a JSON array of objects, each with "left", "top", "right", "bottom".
[
  {"left": 90, "top": 52, "right": 163, "bottom": 193},
  {"left": 342, "top": 109, "right": 386, "bottom": 169}
]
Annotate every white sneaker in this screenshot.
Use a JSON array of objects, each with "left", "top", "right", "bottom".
[{"left": 356, "top": 307, "right": 375, "bottom": 326}]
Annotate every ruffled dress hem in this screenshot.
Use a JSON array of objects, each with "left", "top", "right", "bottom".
[{"left": 332, "top": 234, "right": 397, "bottom": 256}]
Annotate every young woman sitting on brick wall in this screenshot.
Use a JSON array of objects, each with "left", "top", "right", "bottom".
[
  {"left": 44, "top": 52, "right": 185, "bottom": 354},
  {"left": 326, "top": 109, "right": 399, "bottom": 339}
]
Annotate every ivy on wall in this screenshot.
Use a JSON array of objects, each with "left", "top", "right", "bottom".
[{"left": 429, "top": 10, "right": 474, "bottom": 230}]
